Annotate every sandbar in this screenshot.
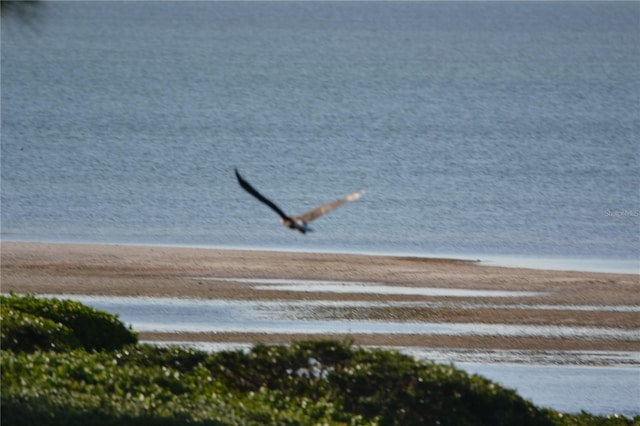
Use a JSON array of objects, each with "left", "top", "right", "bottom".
[{"left": 2, "top": 242, "right": 638, "bottom": 352}]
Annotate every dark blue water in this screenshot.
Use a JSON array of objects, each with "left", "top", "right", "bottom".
[{"left": 2, "top": 2, "right": 639, "bottom": 270}]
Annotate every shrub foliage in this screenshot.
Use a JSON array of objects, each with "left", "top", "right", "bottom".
[
  {"left": 1, "top": 294, "right": 637, "bottom": 425},
  {"left": 1, "top": 293, "right": 137, "bottom": 352}
]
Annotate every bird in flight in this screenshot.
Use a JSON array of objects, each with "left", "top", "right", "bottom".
[{"left": 235, "top": 168, "right": 364, "bottom": 234}]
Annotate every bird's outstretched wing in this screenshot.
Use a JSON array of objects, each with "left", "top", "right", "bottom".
[
  {"left": 294, "top": 190, "right": 364, "bottom": 224},
  {"left": 235, "top": 169, "right": 291, "bottom": 221}
]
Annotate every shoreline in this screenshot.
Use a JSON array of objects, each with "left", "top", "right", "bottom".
[
  {"left": 2, "top": 237, "right": 638, "bottom": 274},
  {"left": 2, "top": 241, "right": 639, "bottom": 354}
]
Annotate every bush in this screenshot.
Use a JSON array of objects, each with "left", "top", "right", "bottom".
[
  {"left": 332, "top": 348, "right": 551, "bottom": 425},
  {"left": 207, "top": 340, "right": 553, "bottom": 425},
  {"left": 1, "top": 294, "right": 137, "bottom": 352},
  {"left": 0, "top": 307, "right": 82, "bottom": 352},
  {"left": 3, "top": 341, "right": 637, "bottom": 426},
  {"left": 2, "top": 295, "right": 637, "bottom": 425},
  {"left": 0, "top": 348, "right": 355, "bottom": 426}
]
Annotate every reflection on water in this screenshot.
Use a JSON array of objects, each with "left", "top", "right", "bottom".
[
  {"left": 254, "top": 284, "right": 544, "bottom": 298},
  {"left": 51, "top": 295, "right": 639, "bottom": 341},
  {"left": 147, "top": 341, "right": 640, "bottom": 367},
  {"left": 460, "top": 363, "right": 639, "bottom": 417},
  {"left": 197, "top": 277, "right": 544, "bottom": 297},
  {"left": 399, "top": 347, "right": 640, "bottom": 367}
]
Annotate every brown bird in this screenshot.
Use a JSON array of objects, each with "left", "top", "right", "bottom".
[{"left": 235, "top": 168, "right": 364, "bottom": 234}]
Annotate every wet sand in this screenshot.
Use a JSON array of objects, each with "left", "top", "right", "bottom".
[{"left": 2, "top": 242, "right": 638, "bottom": 351}]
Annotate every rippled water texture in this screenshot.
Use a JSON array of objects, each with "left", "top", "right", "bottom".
[
  {"left": 199, "top": 277, "right": 545, "bottom": 297},
  {"left": 2, "top": 2, "right": 639, "bottom": 269},
  {"left": 51, "top": 294, "right": 639, "bottom": 341}
]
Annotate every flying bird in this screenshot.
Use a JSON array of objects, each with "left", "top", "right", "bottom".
[{"left": 235, "top": 168, "right": 363, "bottom": 234}]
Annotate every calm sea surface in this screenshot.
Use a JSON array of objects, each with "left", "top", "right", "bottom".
[{"left": 2, "top": 2, "right": 639, "bottom": 271}]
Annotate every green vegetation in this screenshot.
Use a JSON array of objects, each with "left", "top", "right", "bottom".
[
  {"left": 1, "top": 294, "right": 637, "bottom": 425},
  {"left": 1, "top": 293, "right": 138, "bottom": 352}
]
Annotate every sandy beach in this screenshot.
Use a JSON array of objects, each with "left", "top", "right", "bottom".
[{"left": 2, "top": 242, "right": 638, "bottom": 352}]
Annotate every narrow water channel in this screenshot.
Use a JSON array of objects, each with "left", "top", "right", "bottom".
[{"left": 42, "top": 294, "right": 640, "bottom": 417}]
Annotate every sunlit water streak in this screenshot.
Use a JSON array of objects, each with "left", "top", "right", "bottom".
[
  {"left": 45, "top": 295, "right": 639, "bottom": 341},
  {"left": 197, "top": 277, "right": 544, "bottom": 297},
  {"left": 195, "top": 278, "right": 640, "bottom": 312}
]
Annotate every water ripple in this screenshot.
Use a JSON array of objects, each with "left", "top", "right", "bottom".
[{"left": 44, "top": 295, "right": 639, "bottom": 341}]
